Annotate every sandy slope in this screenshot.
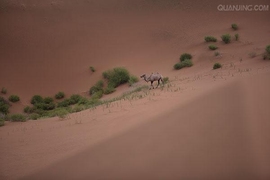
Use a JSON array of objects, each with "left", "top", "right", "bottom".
[{"left": 0, "top": 0, "right": 270, "bottom": 179}]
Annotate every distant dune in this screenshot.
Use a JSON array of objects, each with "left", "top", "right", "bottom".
[{"left": 0, "top": 0, "right": 270, "bottom": 179}]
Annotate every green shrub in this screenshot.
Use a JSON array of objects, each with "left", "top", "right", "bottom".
[
  {"left": 221, "top": 34, "right": 231, "bottom": 44},
  {"left": 232, "top": 23, "right": 238, "bottom": 30},
  {"left": 174, "top": 63, "right": 182, "bottom": 70},
  {"left": 24, "top": 106, "right": 35, "bottom": 114},
  {"left": 263, "top": 54, "right": 270, "bottom": 60},
  {"left": 89, "top": 80, "right": 104, "bottom": 95},
  {"left": 57, "top": 99, "right": 71, "bottom": 108},
  {"left": 31, "top": 95, "right": 43, "bottom": 104},
  {"left": 8, "top": 95, "right": 20, "bottom": 102},
  {"left": 69, "top": 94, "right": 83, "bottom": 105},
  {"left": 55, "top": 92, "right": 65, "bottom": 99},
  {"left": 72, "top": 105, "right": 85, "bottom": 113},
  {"left": 266, "top": 45, "right": 270, "bottom": 54},
  {"left": 128, "top": 75, "right": 139, "bottom": 86},
  {"left": 90, "top": 66, "right": 96, "bottom": 72},
  {"left": 104, "top": 86, "right": 116, "bottom": 95},
  {"left": 10, "top": 114, "right": 26, "bottom": 122},
  {"left": 235, "top": 33, "right": 239, "bottom": 41},
  {"left": 174, "top": 59, "right": 193, "bottom": 70},
  {"left": 209, "top": 45, "right": 218, "bottom": 50},
  {"left": 1, "top": 87, "right": 7, "bottom": 94},
  {"left": 180, "top": 53, "right": 192, "bottom": 62},
  {"left": 30, "top": 113, "right": 40, "bottom": 120},
  {"left": 0, "top": 117, "right": 4, "bottom": 126},
  {"left": 204, "top": 36, "right": 217, "bottom": 42},
  {"left": 44, "top": 97, "right": 54, "bottom": 104},
  {"left": 163, "top": 77, "right": 169, "bottom": 84},
  {"left": 0, "top": 97, "right": 10, "bottom": 115},
  {"left": 213, "top": 63, "right": 222, "bottom": 69},
  {"left": 92, "top": 90, "right": 104, "bottom": 99},
  {"left": 78, "top": 97, "right": 89, "bottom": 105},
  {"left": 102, "top": 67, "right": 130, "bottom": 88}
]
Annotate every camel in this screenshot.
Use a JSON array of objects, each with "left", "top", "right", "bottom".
[{"left": 140, "top": 72, "right": 164, "bottom": 89}]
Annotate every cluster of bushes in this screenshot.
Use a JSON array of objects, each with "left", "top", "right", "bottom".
[
  {"left": 21, "top": 93, "right": 103, "bottom": 120},
  {"left": 174, "top": 53, "right": 193, "bottom": 70},
  {"left": 89, "top": 67, "right": 139, "bottom": 98}
]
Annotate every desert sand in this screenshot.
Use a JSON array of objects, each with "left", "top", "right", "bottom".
[{"left": 0, "top": 0, "right": 270, "bottom": 179}]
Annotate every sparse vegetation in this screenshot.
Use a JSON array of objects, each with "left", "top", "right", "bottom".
[
  {"left": 213, "top": 63, "right": 222, "bottom": 69},
  {"left": 221, "top": 34, "right": 231, "bottom": 44},
  {"left": 180, "top": 53, "right": 192, "bottom": 62},
  {"left": 235, "top": 33, "right": 239, "bottom": 41},
  {"left": 232, "top": 23, "right": 238, "bottom": 30},
  {"left": 209, "top": 45, "right": 218, "bottom": 50},
  {"left": 174, "top": 59, "right": 193, "bottom": 70},
  {"left": 1, "top": 87, "right": 7, "bottom": 94},
  {"left": 55, "top": 92, "right": 65, "bottom": 99},
  {"left": 90, "top": 66, "right": 96, "bottom": 72},
  {"left": 128, "top": 75, "right": 139, "bottom": 86},
  {"left": 0, "top": 97, "right": 10, "bottom": 115},
  {"left": 205, "top": 36, "right": 217, "bottom": 42},
  {"left": 10, "top": 114, "right": 26, "bottom": 122},
  {"left": 8, "top": 95, "right": 20, "bottom": 103}
]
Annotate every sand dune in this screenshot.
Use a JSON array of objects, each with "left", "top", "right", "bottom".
[{"left": 0, "top": 0, "right": 270, "bottom": 179}]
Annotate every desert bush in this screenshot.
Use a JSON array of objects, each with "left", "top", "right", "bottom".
[
  {"left": 30, "top": 113, "right": 40, "bottom": 120},
  {"left": 103, "top": 86, "right": 116, "bottom": 95},
  {"left": 163, "top": 77, "right": 169, "bottom": 84},
  {"left": 31, "top": 95, "right": 43, "bottom": 104},
  {"left": 44, "top": 97, "right": 54, "bottom": 104},
  {"left": 213, "top": 63, "right": 222, "bottom": 69},
  {"left": 57, "top": 99, "right": 71, "bottom": 108},
  {"left": 204, "top": 36, "right": 217, "bottom": 42},
  {"left": 174, "top": 59, "right": 193, "bottom": 70},
  {"left": 90, "top": 66, "right": 96, "bottom": 72},
  {"left": 78, "top": 97, "right": 89, "bottom": 105},
  {"left": 42, "top": 102, "right": 56, "bottom": 110},
  {"left": 24, "top": 106, "right": 35, "bottom": 114},
  {"left": 89, "top": 80, "right": 104, "bottom": 95},
  {"left": 103, "top": 67, "right": 130, "bottom": 88},
  {"left": 128, "top": 75, "right": 139, "bottom": 86},
  {"left": 69, "top": 94, "right": 83, "bottom": 105},
  {"left": 8, "top": 95, "right": 20, "bottom": 102},
  {"left": 266, "top": 45, "right": 270, "bottom": 54},
  {"left": 221, "top": 34, "right": 231, "bottom": 44},
  {"left": 209, "top": 45, "right": 218, "bottom": 50},
  {"left": 10, "top": 114, "right": 26, "bottom": 122},
  {"left": 0, "top": 117, "right": 4, "bottom": 126},
  {"left": 235, "top": 33, "right": 239, "bottom": 41},
  {"left": 0, "top": 97, "right": 10, "bottom": 115},
  {"left": 55, "top": 92, "right": 65, "bottom": 99},
  {"left": 232, "top": 23, "right": 238, "bottom": 30},
  {"left": 1, "top": 87, "right": 7, "bottom": 94},
  {"left": 263, "top": 54, "right": 270, "bottom": 60},
  {"left": 180, "top": 53, "right": 192, "bottom": 62},
  {"left": 72, "top": 105, "right": 85, "bottom": 113},
  {"left": 91, "top": 90, "right": 104, "bottom": 99}
]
